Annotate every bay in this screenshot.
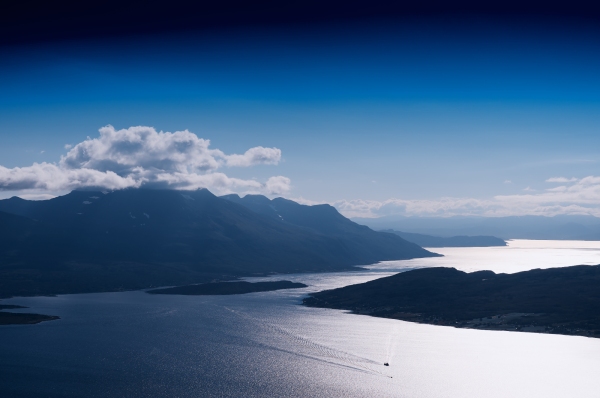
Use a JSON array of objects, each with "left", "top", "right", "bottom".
[{"left": 1, "top": 240, "right": 600, "bottom": 397}]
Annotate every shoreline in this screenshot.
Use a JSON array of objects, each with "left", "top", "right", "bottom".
[
  {"left": 343, "top": 309, "right": 600, "bottom": 339},
  {"left": 0, "top": 311, "right": 60, "bottom": 325},
  {"left": 303, "top": 265, "right": 600, "bottom": 339}
]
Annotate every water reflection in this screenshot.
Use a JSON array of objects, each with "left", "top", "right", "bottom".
[{"left": 1, "top": 240, "right": 600, "bottom": 397}]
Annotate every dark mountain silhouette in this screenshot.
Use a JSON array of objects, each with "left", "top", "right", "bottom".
[
  {"left": 382, "top": 230, "right": 506, "bottom": 247},
  {"left": 0, "top": 189, "right": 437, "bottom": 297},
  {"left": 304, "top": 265, "right": 600, "bottom": 338},
  {"left": 0, "top": 210, "right": 40, "bottom": 246},
  {"left": 222, "top": 194, "right": 435, "bottom": 261}
]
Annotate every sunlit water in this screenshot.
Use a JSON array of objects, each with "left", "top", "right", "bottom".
[
  {"left": 370, "top": 239, "right": 600, "bottom": 274},
  {"left": 1, "top": 240, "right": 600, "bottom": 397}
]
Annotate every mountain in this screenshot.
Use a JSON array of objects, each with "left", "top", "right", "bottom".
[
  {"left": 303, "top": 265, "right": 600, "bottom": 338},
  {"left": 352, "top": 215, "right": 600, "bottom": 240},
  {"left": 221, "top": 194, "right": 435, "bottom": 261},
  {"left": 0, "top": 189, "right": 437, "bottom": 297},
  {"left": 0, "top": 210, "right": 39, "bottom": 243},
  {"left": 382, "top": 230, "right": 506, "bottom": 247}
]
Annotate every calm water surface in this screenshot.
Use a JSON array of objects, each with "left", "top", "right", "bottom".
[{"left": 1, "top": 240, "right": 600, "bottom": 397}]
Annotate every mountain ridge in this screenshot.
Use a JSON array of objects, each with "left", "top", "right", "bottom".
[
  {"left": 222, "top": 193, "right": 434, "bottom": 261},
  {"left": 0, "top": 189, "right": 437, "bottom": 297},
  {"left": 382, "top": 230, "right": 506, "bottom": 247}
]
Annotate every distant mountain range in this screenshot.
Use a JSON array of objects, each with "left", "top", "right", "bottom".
[
  {"left": 0, "top": 189, "right": 437, "bottom": 297},
  {"left": 382, "top": 230, "right": 506, "bottom": 247},
  {"left": 353, "top": 215, "right": 600, "bottom": 240}
]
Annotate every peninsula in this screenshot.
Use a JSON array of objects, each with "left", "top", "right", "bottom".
[
  {"left": 0, "top": 304, "right": 59, "bottom": 325},
  {"left": 382, "top": 230, "right": 506, "bottom": 247},
  {"left": 147, "top": 280, "right": 308, "bottom": 295},
  {"left": 303, "top": 265, "right": 600, "bottom": 338}
]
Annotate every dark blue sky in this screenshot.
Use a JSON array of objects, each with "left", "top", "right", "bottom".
[{"left": 1, "top": 14, "right": 599, "bottom": 217}]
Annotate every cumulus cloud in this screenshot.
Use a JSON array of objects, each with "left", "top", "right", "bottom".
[
  {"left": 333, "top": 176, "right": 600, "bottom": 218},
  {"left": 0, "top": 125, "right": 288, "bottom": 196},
  {"left": 60, "top": 125, "right": 280, "bottom": 174},
  {"left": 0, "top": 162, "right": 139, "bottom": 191},
  {"left": 225, "top": 147, "right": 282, "bottom": 167},
  {"left": 264, "top": 176, "right": 291, "bottom": 195},
  {"left": 546, "top": 177, "right": 578, "bottom": 183}
]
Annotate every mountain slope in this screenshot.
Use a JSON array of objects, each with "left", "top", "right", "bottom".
[
  {"left": 0, "top": 189, "right": 437, "bottom": 297},
  {"left": 382, "top": 230, "right": 506, "bottom": 247},
  {"left": 222, "top": 194, "right": 437, "bottom": 261},
  {"left": 0, "top": 211, "right": 41, "bottom": 258}
]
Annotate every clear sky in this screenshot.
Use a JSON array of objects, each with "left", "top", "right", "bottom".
[{"left": 1, "top": 16, "right": 599, "bottom": 217}]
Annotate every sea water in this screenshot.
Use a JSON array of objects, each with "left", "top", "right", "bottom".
[{"left": 1, "top": 240, "right": 600, "bottom": 397}]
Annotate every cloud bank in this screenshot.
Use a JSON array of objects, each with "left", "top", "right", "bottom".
[
  {"left": 334, "top": 176, "right": 600, "bottom": 218},
  {"left": 3, "top": 126, "right": 599, "bottom": 219},
  {"left": 0, "top": 125, "right": 289, "bottom": 196}
]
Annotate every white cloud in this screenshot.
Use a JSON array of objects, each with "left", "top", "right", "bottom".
[
  {"left": 60, "top": 125, "right": 280, "bottom": 174},
  {"left": 288, "top": 196, "right": 327, "bottom": 206},
  {"left": 225, "top": 146, "right": 281, "bottom": 167},
  {"left": 333, "top": 176, "right": 600, "bottom": 218},
  {"left": 0, "top": 125, "right": 288, "bottom": 197},
  {"left": 264, "top": 176, "right": 291, "bottom": 195},
  {"left": 504, "top": 180, "right": 512, "bottom": 184},
  {"left": 0, "top": 162, "right": 139, "bottom": 191},
  {"left": 546, "top": 177, "right": 578, "bottom": 183},
  {"left": 546, "top": 185, "right": 567, "bottom": 192},
  {"left": 16, "top": 192, "right": 58, "bottom": 201}
]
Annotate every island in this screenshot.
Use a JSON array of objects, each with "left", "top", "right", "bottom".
[
  {"left": 0, "top": 304, "right": 60, "bottom": 325},
  {"left": 303, "top": 265, "right": 600, "bottom": 338},
  {"left": 147, "top": 280, "right": 308, "bottom": 295},
  {"left": 0, "top": 304, "right": 27, "bottom": 310},
  {"left": 382, "top": 230, "right": 507, "bottom": 247}
]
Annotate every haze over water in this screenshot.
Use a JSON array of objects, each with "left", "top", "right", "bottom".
[
  {"left": 372, "top": 239, "right": 600, "bottom": 274},
  {"left": 1, "top": 240, "right": 600, "bottom": 397}
]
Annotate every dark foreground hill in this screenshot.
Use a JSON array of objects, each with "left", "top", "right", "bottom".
[
  {"left": 303, "top": 265, "right": 600, "bottom": 338},
  {"left": 0, "top": 189, "right": 436, "bottom": 297},
  {"left": 382, "top": 230, "right": 506, "bottom": 247}
]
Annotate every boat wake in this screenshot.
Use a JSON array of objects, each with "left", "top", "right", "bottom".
[
  {"left": 385, "top": 324, "right": 400, "bottom": 366},
  {"left": 221, "top": 305, "right": 392, "bottom": 378}
]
